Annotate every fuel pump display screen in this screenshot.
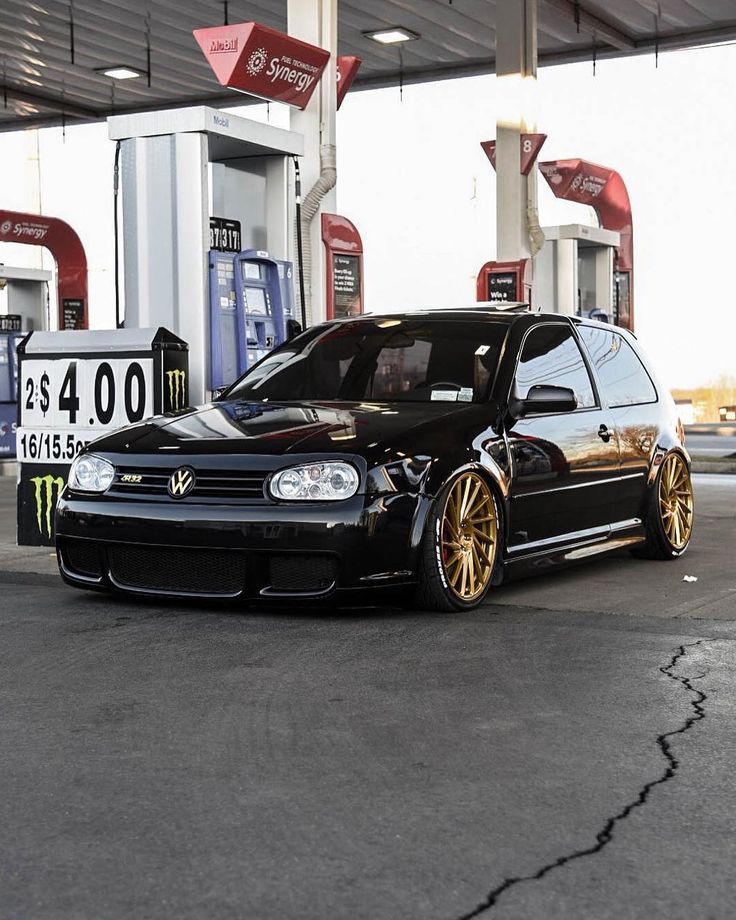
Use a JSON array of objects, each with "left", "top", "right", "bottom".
[
  {"left": 486, "top": 272, "right": 517, "bottom": 303},
  {"left": 244, "top": 287, "right": 268, "bottom": 315},
  {"left": 243, "top": 263, "right": 261, "bottom": 281},
  {"left": 332, "top": 254, "right": 361, "bottom": 318}
]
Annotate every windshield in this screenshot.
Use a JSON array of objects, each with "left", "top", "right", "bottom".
[{"left": 225, "top": 318, "right": 508, "bottom": 404}]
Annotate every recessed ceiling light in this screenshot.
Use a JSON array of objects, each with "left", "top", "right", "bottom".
[
  {"left": 97, "top": 66, "right": 141, "bottom": 80},
  {"left": 364, "top": 27, "right": 420, "bottom": 45}
]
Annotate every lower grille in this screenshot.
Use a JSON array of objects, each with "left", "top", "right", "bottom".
[
  {"left": 108, "top": 545, "right": 246, "bottom": 596},
  {"left": 268, "top": 554, "right": 338, "bottom": 593},
  {"left": 63, "top": 540, "right": 103, "bottom": 578}
]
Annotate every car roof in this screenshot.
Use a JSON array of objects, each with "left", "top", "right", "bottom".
[
  {"left": 349, "top": 308, "right": 631, "bottom": 336},
  {"left": 351, "top": 306, "right": 553, "bottom": 325},
  {"left": 349, "top": 306, "right": 528, "bottom": 324}
]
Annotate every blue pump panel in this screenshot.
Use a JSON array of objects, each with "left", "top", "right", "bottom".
[
  {"left": 276, "top": 260, "right": 296, "bottom": 326},
  {"left": 208, "top": 250, "right": 240, "bottom": 390},
  {"left": 0, "top": 331, "right": 25, "bottom": 457},
  {"left": 209, "top": 249, "right": 294, "bottom": 391},
  {"left": 234, "top": 250, "right": 286, "bottom": 373}
]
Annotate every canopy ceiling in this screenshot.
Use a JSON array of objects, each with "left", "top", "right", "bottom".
[{"left": 1, "top": 0, "right": 734, "bottom": 131}]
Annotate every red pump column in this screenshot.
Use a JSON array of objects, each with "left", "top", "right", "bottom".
[{"left": 0, "top": 209, "right": 88, "bottom": 329}]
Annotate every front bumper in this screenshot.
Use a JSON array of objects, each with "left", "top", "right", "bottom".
[{"left": 55, "top": 492, "right": 429, "bottom": 600}]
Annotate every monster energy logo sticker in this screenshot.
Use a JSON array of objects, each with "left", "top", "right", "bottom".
[
  {"left": 166, "top": 369, "right": 187, "bottom": 411},
  {"left": 31, "top": 474, "right": 65, "bottom": 539}
]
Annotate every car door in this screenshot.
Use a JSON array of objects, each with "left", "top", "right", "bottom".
[
  {"left": 506, "top": 321, "right": 620, "bottom": 551},
  {"left": 577, "top": 324, "right": 660, "bottom": 523}
]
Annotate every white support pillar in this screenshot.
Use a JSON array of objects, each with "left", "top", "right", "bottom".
[
  {"left": 287, "top": 0, "right": 338, "bottom": 326},
  {"left": 556, "top": 239, "right": 578, "bottom": 316},
  {"left": 495, "top": 0, "right": 538, "bottom": 264},
  {"left": 594, "top": 246, "right": 615, "bottom": 314},
  {"left": 120, "top": 132, "right": 209, "bottom": 403}
]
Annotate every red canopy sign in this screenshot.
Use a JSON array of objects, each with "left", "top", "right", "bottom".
[
  {"left": 0, "top": 209, "right": 88, "bottom": 329},
  {"left": 194, "top": 22, "right": 330, "bottom": 110},
  {"left": 538, "top": 159, "right": 633, "bottom": 272},
  {"left": 480, "top": 134, "right": 546, "bottom": 175},
  {"left": 539, "top": 158, "right": 635, "bottom": 329},
  {"left": 337, "top": 56, "right": 361, "bottom": 109}
]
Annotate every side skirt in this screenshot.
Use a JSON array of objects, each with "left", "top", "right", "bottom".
[{"left": 501, "top": 520, "right": 645, "bottom": 582}]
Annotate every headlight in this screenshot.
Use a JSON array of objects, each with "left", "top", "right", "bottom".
[
  {"left": 68, "top": 454, "right": 115, "bottom": 493},
  {"left": 269, "top": 462, "right": 359, "bottom": 501}
]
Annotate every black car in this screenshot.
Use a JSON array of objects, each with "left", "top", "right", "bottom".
[{"left": 56, "top": 308, "right": 694, "bottom": 611}]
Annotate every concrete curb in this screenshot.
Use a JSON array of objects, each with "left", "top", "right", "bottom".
[
  {"left": 692, "top": 460, "right": 736, "bottom": 475},
  {"left": 0, "top": 460, "right": 18, "bottom": 479},
  {"left": 685, "top": 424, "right": 736, "bottom": 437}
]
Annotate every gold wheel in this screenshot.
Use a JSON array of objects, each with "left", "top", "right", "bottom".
[
  {"left": 658, "top": 453, "right": 693, "bottom": 550},
  {"left": 440, "top": 472, "right": 498, "bottom": 602}
]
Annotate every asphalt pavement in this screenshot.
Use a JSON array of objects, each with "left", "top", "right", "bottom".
[{"left": 0, "top": 476, "right": 734, "bottom": 919}]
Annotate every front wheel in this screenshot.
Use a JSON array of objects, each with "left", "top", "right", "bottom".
[
  {"left": 414, "top": 471, "right": 500, "bottom": 611},
  {"left": 631, "top": 452, "right": 694, "bottom": 559}
]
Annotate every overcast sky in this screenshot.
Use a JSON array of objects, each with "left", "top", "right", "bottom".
[{"left": 1, "top": 41, "right": 735, "bottom": 390}]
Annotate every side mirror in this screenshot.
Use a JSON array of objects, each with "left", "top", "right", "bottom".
[
  {"left": 286, "top": 319, "right": 303, "bottom": 340},
  {"left": 509, "top": 384, "right": 578, "bottom": 418},
  {"left": 211, "top": 386, "right": 229, "bottom": 401}
]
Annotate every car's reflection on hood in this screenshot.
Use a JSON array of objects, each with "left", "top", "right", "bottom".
[{"left": 93, "top": 398, "right": 480, "bottom": 458}]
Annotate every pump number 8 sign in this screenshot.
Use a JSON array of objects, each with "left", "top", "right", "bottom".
[{"left": 17, "top": 357, "right": 153, "bottom": 462}]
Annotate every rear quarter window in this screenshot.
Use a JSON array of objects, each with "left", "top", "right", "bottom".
[{"left": 578, "top": 326, "right": 657, "bottom": 407}]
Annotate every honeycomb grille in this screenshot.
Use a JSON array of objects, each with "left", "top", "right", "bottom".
[
  {"left": 108, "top": 545, "right": 246, "bottom": 596},
  {"left": 268, "top": 555, "right": 338, "bottom": 593},
  {"left": 62, "top": 540, "right": 103, "bottom": 578}
]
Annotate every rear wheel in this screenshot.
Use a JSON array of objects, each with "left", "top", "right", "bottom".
[
  {"left": 632, "top": 452, "right": 694, "bottom": 559},
  {"left": 414, "top": 471, "right": 499, "bottom": 611}
]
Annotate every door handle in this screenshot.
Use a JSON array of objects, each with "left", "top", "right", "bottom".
[{"left": 598, "top": 424, "right": 614, "bottom": 442}]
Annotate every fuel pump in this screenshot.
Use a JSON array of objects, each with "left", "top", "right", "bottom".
[
  {"left": 234, "top": 249, "right": 286, "bottom": 370},
  {"left": 0, "top": 315, "right": 26, "bottom": 457},
  {"left": 209, "top": 247, "right": 294, "bottom": 391}
]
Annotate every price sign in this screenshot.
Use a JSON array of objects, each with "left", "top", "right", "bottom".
[
  {"left": 209, "top": 217, "right": 242, "bottom": 253},
  {"left": 0, "top": 314, "right": 22, "bottom": 332},
  {"left": 17, "top": 356, "right": 153, "bottom": 462},
  {"left": 16, "top": 327, "right": 188, "bottom": 546}
]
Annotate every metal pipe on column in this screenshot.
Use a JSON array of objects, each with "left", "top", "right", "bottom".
[{"left": 288, "top": 0, "right": 338, "bottom": 327}]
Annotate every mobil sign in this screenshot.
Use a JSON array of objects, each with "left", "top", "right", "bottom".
[{"left": 194, "top": 21, "right": 330, "bottom": 109}]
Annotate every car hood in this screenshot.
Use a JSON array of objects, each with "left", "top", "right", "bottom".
[{"left": 88, "top": 399, "right": 481, "bottom": 460}]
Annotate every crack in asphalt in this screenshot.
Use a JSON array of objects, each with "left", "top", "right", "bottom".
[{"left": 453, "top": 639, "right": 709, "bottom": 919}]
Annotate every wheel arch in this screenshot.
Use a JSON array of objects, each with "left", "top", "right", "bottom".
[
  {"left": 423, "top": 460, "right": 508, "bottom": 582},
  {"left": 645, "top": 443, "right": 691, "bottom": 490}
]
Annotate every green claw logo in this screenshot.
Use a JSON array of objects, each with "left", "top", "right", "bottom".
[
  {"left": 166, "top": 369, "right": 187, "bottom": 411},
  {"left": 31, "top": 474, "right": 65, "bottom": 539}
]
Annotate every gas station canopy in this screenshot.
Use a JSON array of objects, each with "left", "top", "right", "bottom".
[{"left": 1, "top": 0, "right": 735, "bottom": 131}]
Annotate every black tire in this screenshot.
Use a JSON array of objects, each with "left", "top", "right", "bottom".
[
  {"left": 413, "top": 471, "right": 501, "bottom": 612},
  {"left": 630, "top": 452, "right": 694, "bottom": 560}
]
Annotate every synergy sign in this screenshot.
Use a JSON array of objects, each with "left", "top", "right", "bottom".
[
  {"left": 539, "top": 160, "right": 612, "bottom": 204},
  {"left": 0, "top": 217, "right": 50, "bottom": 241},
  {"left": 0, "top": 209, "right": 88, "bottom": 329},
  {"left": 193, "top": 22, "right": 330, "bottom": 109}
]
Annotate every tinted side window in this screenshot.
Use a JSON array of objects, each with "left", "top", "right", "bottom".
[
  {"left": 578, "top": 326, "right": 657, "bottom": 407},
  {"left": 515, "top": 324, "right": 596, "bottom": 410}
]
